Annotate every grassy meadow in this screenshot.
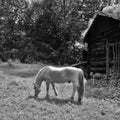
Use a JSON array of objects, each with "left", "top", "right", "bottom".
[{"left": 0, "top": 62, "right": 120, "bottom": 120}]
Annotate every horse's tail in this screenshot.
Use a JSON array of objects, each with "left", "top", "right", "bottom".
[{"left": 78, "top": 69, "right": 86, "bottom": 103}]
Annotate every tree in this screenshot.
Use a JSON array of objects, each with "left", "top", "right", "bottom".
[{"left": 0, "top": 0, "right": 117, "bottom": 64}]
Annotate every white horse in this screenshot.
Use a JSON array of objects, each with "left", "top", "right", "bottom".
[{"left": 33, "top": 66, "right": 86, "bottom": 103}]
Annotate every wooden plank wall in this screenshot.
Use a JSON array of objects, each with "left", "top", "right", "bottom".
[{"left": 86, "top": 15, "right": 120, "bottom": 77}]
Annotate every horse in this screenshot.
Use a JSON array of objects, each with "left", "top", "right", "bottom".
[{"left": 33, "top": 66, "right": 87, "bottom": 103}]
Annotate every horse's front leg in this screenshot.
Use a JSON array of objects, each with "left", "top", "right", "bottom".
[
  {"left": 51, "top": 83, "right": 58, "bottom": 96},
  {"left": 71, "top": 83, "right": 77, "bottom": 102},
  {"left": 46, "top": 82, "right": 50, "bottom": 99}
]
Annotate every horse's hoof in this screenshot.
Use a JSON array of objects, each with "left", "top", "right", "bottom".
[
  {"left": 34, "top": 97, "right": 38, "bottom": 100},
  {"left": 77, "top": 101, "right": 82, "bottom": 105},
  {"left": 77, "top": 99, "right": 82, "bottom": 105},
  {"left": 71, "top": 97, "right": 74, "bottom": 100},
  {"left": 70, "top": 97, "right": 74, "bottom": 102},
  {"left": 45, "top": 96, "right": 49, "bottom": 100}
]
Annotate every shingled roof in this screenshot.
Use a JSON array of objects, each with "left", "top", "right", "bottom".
[
  {"left": 102, "top": 4, "right": 120, "bottom": 20},
  {"left": 83, "top": 4, "right": 120, "bottom": 42}
]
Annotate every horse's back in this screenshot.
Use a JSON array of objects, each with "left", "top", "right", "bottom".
[
  {"left": 42, "top": 66, "right": 83, "bottom": 83},
  {"left": 48, "top": 66, "right": 81, "bottom": 71},
  {"left": 47, "top": 66, "right": 84, "bottom": 75}
]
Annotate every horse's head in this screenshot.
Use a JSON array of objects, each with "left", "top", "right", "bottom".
[{"left": 33, "top": 83, "right": 40, "bottom": 99}]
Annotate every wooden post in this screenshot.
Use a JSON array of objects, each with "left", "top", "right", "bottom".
[
  {"left": 115, "top": 41, "right": 118, "bottom": 87},
  {"left": 113, "top": 44, "right": 115, "bottom": 75},
  {"left": 115, "top": 41, "right": 117, "bottom": 72},
  {"left": 116, "top": 43, "right": 120, "bottom": 86},
  {"left": 87, "top": 40, "right": 91, "bottom": 79},
  {"left": 118, "top": 43, "right": 120, "bottom": 74},
  {"left": 106, "top": 39, "right": 109, "bottom": 79}
]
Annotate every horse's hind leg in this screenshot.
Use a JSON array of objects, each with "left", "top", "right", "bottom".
[
  {"left": 51, "top": 83, "right": 58, "bottom": 96},
  {"left": 78, "top": 87, "right": 84, "bottom": 104},
  {"left": 71, "top": 84, "right": 77, "bottom": 101},
  {"left": 46, "top": 82, "right": 50, "bottom": 99},
  {"left": 78, "top": 81, "right": 84, "bottom": 104}
]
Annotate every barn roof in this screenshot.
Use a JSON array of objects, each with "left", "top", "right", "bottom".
[{"left": 83, "top": 4, "right": 120, "bottom": 42}]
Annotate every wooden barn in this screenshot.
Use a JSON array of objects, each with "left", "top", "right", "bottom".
[{"left": 83, "top": 4, "right": 120, "bottom": 77}]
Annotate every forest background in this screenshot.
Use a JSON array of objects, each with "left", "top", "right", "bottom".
[{"left": 0, "top": 0, "right": 119, "bottom": 65}]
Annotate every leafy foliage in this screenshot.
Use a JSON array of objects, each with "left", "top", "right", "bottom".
[{"left": 0, "top": 0, "right": 119, "bottom": 64}]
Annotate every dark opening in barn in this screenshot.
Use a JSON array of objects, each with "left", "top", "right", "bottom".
[{"left": 83, "top": 4, "right": 120, "bottom": 78}]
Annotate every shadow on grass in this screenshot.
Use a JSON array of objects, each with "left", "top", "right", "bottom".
[
  {"left": 46, "top": 97, "right": 82, "bottom": 105},
  {"left": 27, "top": 95, "right": 80, "bottom": 105},
  {"left": 27, "top": 95, "right": 35, "bottom": 99}
]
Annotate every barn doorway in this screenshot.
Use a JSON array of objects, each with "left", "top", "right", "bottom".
[{"left": 108, "top": 42, "right": 120, "bottom": 76}]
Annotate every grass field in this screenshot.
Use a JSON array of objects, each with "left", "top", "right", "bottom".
[{"left": 0, "top": 62, "right": 120, "bottom": 120}]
